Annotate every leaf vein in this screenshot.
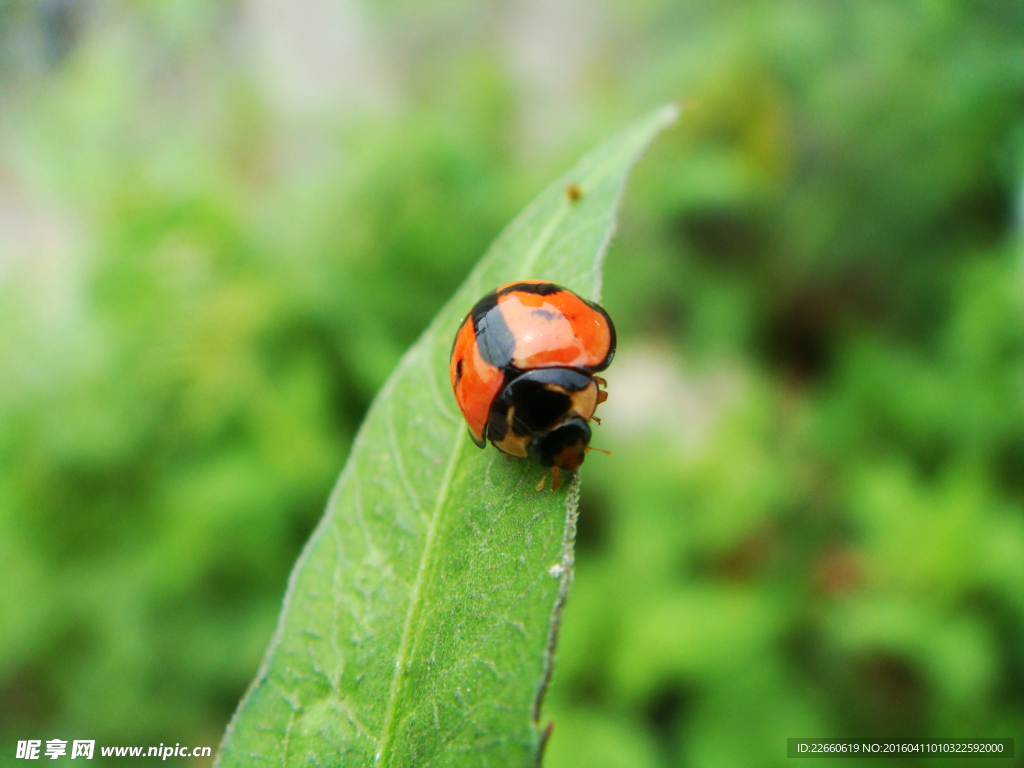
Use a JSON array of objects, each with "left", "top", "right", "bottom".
[{"left": 387, "top": 400, "right": 422, "bottom": 514}]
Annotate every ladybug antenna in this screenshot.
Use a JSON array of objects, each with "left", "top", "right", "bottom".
[{"left": 586, "top": 446, "right": 612, "bottom": 456}]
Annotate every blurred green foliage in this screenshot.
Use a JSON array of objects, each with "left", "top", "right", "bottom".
[{"left": 1, "top": 1, "right": 1024, "bottom": 766}]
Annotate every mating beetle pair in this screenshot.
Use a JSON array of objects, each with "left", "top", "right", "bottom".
[{"left": 449, "top": 281, "right": 615, "bottom": 489}]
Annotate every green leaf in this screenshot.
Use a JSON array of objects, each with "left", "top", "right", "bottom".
[{"left": 215, "top": 104, "right": 678, "bottom": 768}]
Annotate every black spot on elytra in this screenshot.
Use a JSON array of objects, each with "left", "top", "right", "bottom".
[{"left": 469, "top": 291, "right": 516, "bottom": 369}]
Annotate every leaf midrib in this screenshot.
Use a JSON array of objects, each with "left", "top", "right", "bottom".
[{"left": 374, "top": 418, "right": 465, "bottom": 765}]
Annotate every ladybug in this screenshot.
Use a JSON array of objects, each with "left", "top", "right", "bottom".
[{"left": 449, "top": 280, "right": 615, "bottom": 489}]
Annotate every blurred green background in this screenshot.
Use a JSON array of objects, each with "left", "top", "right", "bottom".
[{"left": 2, "top": 1, "right": 1024, "bottom": 766}]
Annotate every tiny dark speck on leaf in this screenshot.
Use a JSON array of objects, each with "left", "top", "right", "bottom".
[{"left": 566, "top": 183, "right": 583, "bottom": 202}]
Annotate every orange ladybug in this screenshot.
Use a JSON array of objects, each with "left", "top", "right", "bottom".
[{"left": 449, "top": 280, "right": 615, "bottom": 488}]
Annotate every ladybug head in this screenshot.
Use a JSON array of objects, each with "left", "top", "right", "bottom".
[{"left": 528, "top": 416, "right": 592, "bottom": 471}]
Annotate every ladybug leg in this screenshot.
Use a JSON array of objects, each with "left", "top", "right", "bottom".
[
  {"left": 536, "top": 467, "right": 561, "bottom": 492},
  {"left": 593, "top": 376, "right": 607, "bottom": 388},
  {"left": 590, "top": 415, "right": 602, "bottom": 425}
]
